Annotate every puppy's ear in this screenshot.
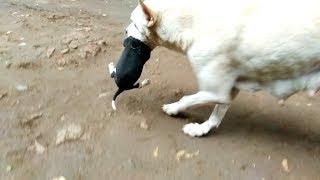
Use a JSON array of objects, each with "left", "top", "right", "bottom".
[{"left": 138, "top": 0, "right": 156, "bottom": 27}]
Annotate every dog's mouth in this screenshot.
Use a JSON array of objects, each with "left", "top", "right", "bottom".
[{"left": 110, "top": 36, "right": 152, "bottom": 110}]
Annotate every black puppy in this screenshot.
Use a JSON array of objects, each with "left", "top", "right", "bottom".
[{"left": 109, "top": 36, "right": 152, "bottom": 110}]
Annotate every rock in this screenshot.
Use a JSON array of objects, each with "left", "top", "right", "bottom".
[
  {"left": 21, "top": 113, "right": 43, "bottom": 125},
  {"left": 60, "top": 48, "right": 69, "bottom": 54},
  {"left": 176, "top": 149, "right": 199, "bottom": 161},
  {"left": 0, "top": 92, "right": 7, "bottom": 100},
  {"left": 63, "top": 37, "right": 73, "bottom": 45},
  {"left": 52, "top": 176, "right": 66, "bottom": 180},
  {"left": 18, "top": 42, "right": 26, "bottom": 46},
  {"left": 69, "top": 40, "right": 78, "bottom": 49},
  {"left": 79, "top": 51, "right": 87, "bottom": 59},
  {"left": 28, "top": 140, "right": 45, "bottom": 154},
  {"left": 15, "top": 61, "right": 37, "bottom": 69},
  {"left": 98, "top": 92, "right": 109, "bottom": 98},
  {"left": 47, "top": 47, "right": 55, "bottom": 58},
  {"left": 56, "top": 123, "right": 83, "bottom": 145},
  {"left": 140, "top": 120, "right": 149, "bottom": 130},
  {"left": 5, "top": 61, "right": 12, "bottom": 68},
  {"left": 84, "top": 43, "right": 101, "bottom": 56},
  {"left": 6, "top": 165, "right": 12, "bottom": 172},
  {"left": 282, "top": 159, "right": 290, "bottom": 173},
  {"left": 153, "top": 146, "right": 159, "bottom": 158},
  {"left": 97, "top": 40, "right": 106, "bottom": 46},
  {"left": 16, "top": 84, "right": 28, "bottom": 91}
]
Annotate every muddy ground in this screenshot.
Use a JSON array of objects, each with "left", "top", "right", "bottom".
[{"left": 0, "top": 0, "right": 319, "bottom": 179}]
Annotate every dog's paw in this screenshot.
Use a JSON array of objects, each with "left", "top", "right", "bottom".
[
  {"left": 183, "top": 123, "right": 213, "bottom": 137},
  {"left": 162, "top": 103, "right": 180, "bottom": 116}
]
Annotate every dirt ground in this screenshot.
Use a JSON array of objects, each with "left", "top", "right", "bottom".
[{"left": 0, "top": 0, "right": 319, "bottom": 179}]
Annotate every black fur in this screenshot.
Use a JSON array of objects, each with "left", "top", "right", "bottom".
[{"left": 111, "top": 36, "right": 151, "bottom": 101}]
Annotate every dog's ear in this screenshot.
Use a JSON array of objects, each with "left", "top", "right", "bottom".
[{"left": 138, "top": 0, "right": 156, "bottom": 27}]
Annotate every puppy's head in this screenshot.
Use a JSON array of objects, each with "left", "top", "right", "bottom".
[{"left": 125, "top": 0, "right": 159, "bottom": 49}]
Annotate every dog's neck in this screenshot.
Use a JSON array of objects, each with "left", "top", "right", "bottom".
[{"left": 154, "top": 23, "right": 194, "bottom": 53}]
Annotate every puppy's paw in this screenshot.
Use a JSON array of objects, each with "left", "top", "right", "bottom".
[
  {"left": 162, "top": 103, "right": 180, "bottom": 116},
  {"left": 140, "top": 79, "right": 151, "bottom": 87},
  {"left": 183, "top": 123, "right": 213, "bottom": 137}
]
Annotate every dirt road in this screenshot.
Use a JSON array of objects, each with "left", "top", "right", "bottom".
[{"left": 0, "top": 0, "right": 319, "bottom": 179}]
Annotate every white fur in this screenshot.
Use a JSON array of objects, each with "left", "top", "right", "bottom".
[{"left": 127, "top": 0, "right": 320, "bottom": 137}]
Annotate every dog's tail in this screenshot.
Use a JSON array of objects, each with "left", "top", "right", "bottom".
[{"left": 111, "top": 88, "right": 124, "bottom": 110}]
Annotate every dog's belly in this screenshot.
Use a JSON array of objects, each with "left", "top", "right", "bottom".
[{"left": 235, "top": 70, "right": 320, "bottom": 99}]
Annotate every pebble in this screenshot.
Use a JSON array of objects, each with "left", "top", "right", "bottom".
[
  {"left": 6, "top": 165, "right": 12, "bottom": 172},
  {"left": 98, "top": 92, "right": 109, "bottom": 98},
  {"left": 0, "top": 92, "right": 7, "bottom": 100},
  {"left": 52, "top": 176, "right": 66, "bottom": 180},
  {"left": 47, "top": 47, "right": 56, "bottom": 58},
  {"left": 69, "top": 40, "right": 78, "bottom": 49},
  {"left": 18, "top": 42, "right": 26, "bottom": 46},
  {"left": 282, "top": 159, "right": 290, "bottom": 173},
  {"left": 84, "top": 43, "right": 101, "bottom": 56},
  {"left": 176, "top": 149, "right": 199, "bottom": 161},
  {"left": 56, "top": 123, "right": 83, "bottom": 145},
  {"left": 153, "top": 146, "right": 159, "bottom": 158},
  {"left": 28, "top": 140, "right": 45, "bottom": 154},
  {"left": 21, "top": 113, "right": 43, "bottom": 125},
  {"left": 60, "top": 48, "right": 69, "bottom": 54},
  {"left": 140, "top": 120, "right": 149, "bottom": 130},
  {"left": 16, "top": 84, "right": 28, "bottom": 91},
  {"left": 5, "top": 61, "right": 12, "bottom": 68}
]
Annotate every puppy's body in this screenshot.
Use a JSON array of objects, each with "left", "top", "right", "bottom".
[{"left": 125, "top": 0, "right": 320, "bottom": 136}]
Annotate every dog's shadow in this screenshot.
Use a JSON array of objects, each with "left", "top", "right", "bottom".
[{"left": 185, "top": 105, "right": 320, "bottom": 144}]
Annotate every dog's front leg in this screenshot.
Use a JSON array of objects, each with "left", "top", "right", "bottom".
[
  {"left": 162, "top": 55, "right": 237, "bottom": 115},
  {"left": 182, "top": 89, "right": 239, "bottom": 137}
]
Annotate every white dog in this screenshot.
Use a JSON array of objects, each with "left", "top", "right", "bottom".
[{"left": 124, "top": 0, "right": 320, "bottom": 137}]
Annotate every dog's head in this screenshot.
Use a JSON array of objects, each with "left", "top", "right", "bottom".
[{"left": 125, "top": 0, "right": 159, "bottom": 49}]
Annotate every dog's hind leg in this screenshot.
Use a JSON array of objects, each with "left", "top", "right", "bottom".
[{"left": 182, "top": 89, "right": 239, "bottom": 137}]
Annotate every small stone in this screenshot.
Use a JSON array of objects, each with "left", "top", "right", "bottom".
[
  {"left": 63, "top": 38, "right": 73, "bottom": 45},
  {"left": 176, "top": 150, "right": 186, "bottom": 161},
  {"left": 5, "top": 61, "right": 12, "bottom": 68},
  {"left": 307, "top": 103, "right": 312, "bottom": 106},
  {"left": 18, "top": 42, "right": 26, "bottom": 46},
  {"left": 79, "top": 51, "right": 87, "bottom": 58},
  {"left": 282, "top": 159, "right": 290, "bottom": 173},
  {"left": 47, "top": 47, "right": 55, "bottom": 58},
  {"left": 176, "top": 149, "right": 199, "bottom": 161},
  {"left": 52, "top": 176, "right": 66, "bottom": 180},
  {"left": 153, "top": 146, "right": 159, "bottom": 157},
  {"left": 140, "top": 120, "right": 149, "bottom": 130},
  {"left": 0, "top": 92, "right": 7, "bottom": 100},
  {"left": 6, "top": 165, "right": 12, "bottom": 172},
  {"left": 21, "top": 113, "right": 43, "bottom": 125},
  {"left": 60, "top": 48, "right": 69, "bottom": 54},
  {"left": 97, "top": 40, "right": 106, "bottom": 46},
  {"left": 56, "top": 123, "right": 83, "bottom": 145},
  {"left": 84, "top": 43, "right": 101, "bottom": 56},
  {"left": 16, "top": 84, "right": 28, "bottom": 91},
  {"left": 69, "top": 40, "right": 78, "bottom": 49},
  {"left": 28, "top": 140, "right": 45, "bottom": 154},
  {"left": 98, "top": 92, "right": 109, "bottom": 98},
  {"left": 102, "top": 13, "right": 107, "bottom": 17}
]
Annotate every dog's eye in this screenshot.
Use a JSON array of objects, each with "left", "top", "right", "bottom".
[{"left": 125, "top": 29, "right": 128, "bottom": 35}]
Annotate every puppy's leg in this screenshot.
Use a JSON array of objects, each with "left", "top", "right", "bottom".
[
  {"left": 108, "top": 62, "right": 116, "bottom": 76},
  {"left": 183, "top": 89, "right": 239, "bottom": 137}
]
